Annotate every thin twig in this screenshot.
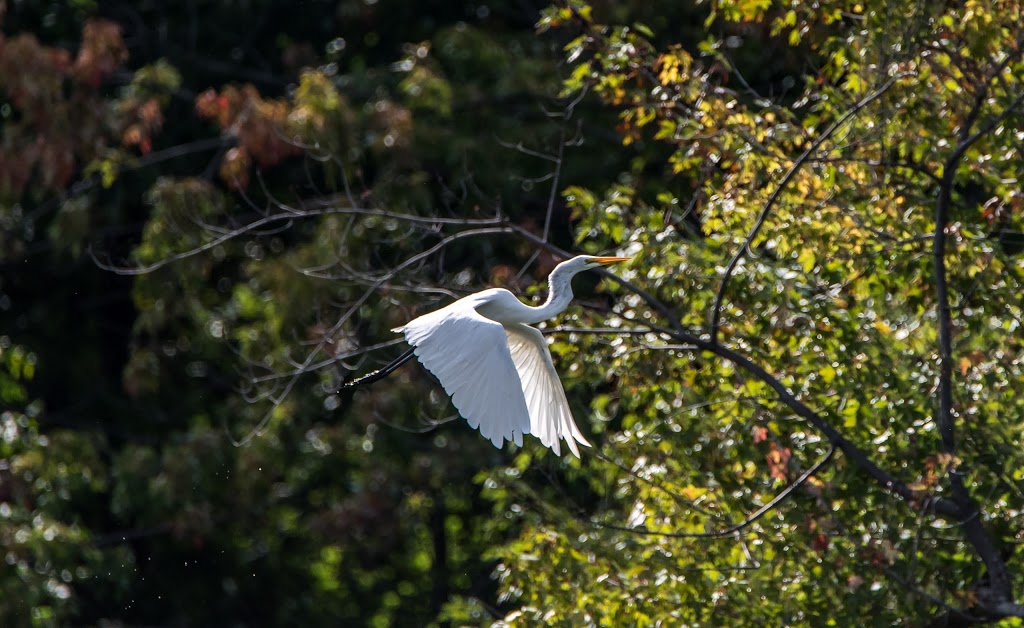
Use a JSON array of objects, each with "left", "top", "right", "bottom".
[
  {"left": 92, "top": 206, "right": 506, "bottom": 275},
  {"left": 594, "top": 444, "right": 836, "bottom": 539}
]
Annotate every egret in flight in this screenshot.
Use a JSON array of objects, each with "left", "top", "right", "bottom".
[{"left": 349, "top": 255, "right": 630, "bottom": 456}]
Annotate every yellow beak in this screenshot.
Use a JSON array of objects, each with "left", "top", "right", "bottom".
[{"left": 593, "top": 256, "right": 632, "bottom": 265}]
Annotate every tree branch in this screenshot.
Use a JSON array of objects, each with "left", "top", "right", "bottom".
[
  {"left": 92, "top": 205, "right": 506, "bottom": 275},
  {"left": 709, "top": 74, "right": 903, "bottom": 345},
  {"left": 643, "top": 321, "right": 963, "bottom": 518},
  {"left": 933, "top": 80, "right": 1024, "bottom": 607}
]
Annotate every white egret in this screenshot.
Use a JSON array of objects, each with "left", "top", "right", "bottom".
[{"left": 393, "top": 255, "right": 630, "bottom": 456}]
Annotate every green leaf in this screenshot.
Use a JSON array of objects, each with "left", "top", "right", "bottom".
[{"left": 798, "top": 248, "right": 816, "bottom": 273}]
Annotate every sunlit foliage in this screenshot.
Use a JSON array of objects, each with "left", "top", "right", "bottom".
[{"left": 1, "top": 0, "right": 1023, "bottom": 625}]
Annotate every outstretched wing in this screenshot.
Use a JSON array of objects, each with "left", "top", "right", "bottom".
[
  {"left": 503, "top": 323, "right": 591, "bottom": 457},
  {"left": 397, "top": 301, "right": 531, "bottom": 448}
]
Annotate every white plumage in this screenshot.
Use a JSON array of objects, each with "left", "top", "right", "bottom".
[{"left": 394, "top": 255, "right": 630, "bottom": 456}]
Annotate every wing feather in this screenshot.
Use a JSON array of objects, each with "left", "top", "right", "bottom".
[
  {"left": 397, "top": 301, "right": 531, "bottom": 449},
  {"left": 503, "top": 324, "right": 591, "bottom": 457}
]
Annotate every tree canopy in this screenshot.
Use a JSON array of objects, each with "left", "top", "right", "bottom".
[{"left": 2, "top": 0, "right": 1024, "bottom": 625}]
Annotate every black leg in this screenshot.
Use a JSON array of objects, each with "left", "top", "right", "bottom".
[{"left": 339, "top": 347, "right": 416, "bottom": 389}]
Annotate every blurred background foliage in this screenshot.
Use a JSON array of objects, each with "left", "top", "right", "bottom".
[{"left": 1, "top": 0, "right": 1023, "bottom": 626}]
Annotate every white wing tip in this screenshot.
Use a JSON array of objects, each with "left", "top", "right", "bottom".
[
  {"left": 482, "top": 430, "right": 527, "bottom": 450},
  {"left": 475, "top": 425, "right": 590, "bottom": 457},
  {"left": 563, "top": 435, "right": 587, "bottom": 458},
  {"left": 539, "top": 431, "right": 592, "bottom": 458}
]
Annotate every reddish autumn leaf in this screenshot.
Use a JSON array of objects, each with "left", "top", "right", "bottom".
[
  {"left": 73, "top": 19, "right": 127, "bottom": 88},
  {"left": 766, "top": 442, "right": 792, "bottom": 481}
]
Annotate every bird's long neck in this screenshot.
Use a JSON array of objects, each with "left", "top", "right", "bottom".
[{"left": 520, "top": 264, "right": 577, "bottom": 325}]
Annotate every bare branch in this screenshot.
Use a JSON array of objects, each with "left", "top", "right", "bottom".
[
  {"left": 510, "top": 124, "right": 569, "bottom": 281},
  {"left": 92, "top": 204, "right": 506, "bottom": 275},
  {"left": 228, "top": 225, "right": 515, "bottom": 446},
  {"left": 245, "top": 338, "right": 407, "bottom": 384}
]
